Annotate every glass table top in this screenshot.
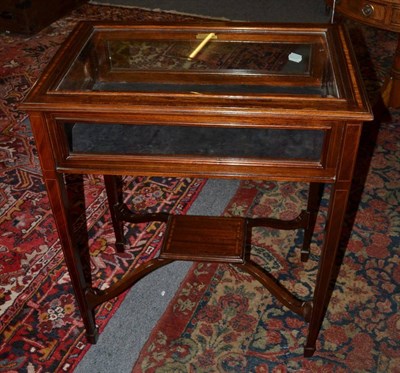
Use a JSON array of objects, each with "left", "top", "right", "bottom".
[{"left": 54, "top": 24, "right": 338, "bottom": 97}]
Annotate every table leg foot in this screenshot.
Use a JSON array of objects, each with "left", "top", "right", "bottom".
[
  {"left": 300, "top": 250, "right": 310, "bottom": 262},
  {"left": 304, "top": 345, "right": 316, "bottom": 357},
  {"left": 115, "top": 242, "right": 125, "bottom": 252},
  {"left": 86, "top": 326, "right": 99, "bottom": 344}
]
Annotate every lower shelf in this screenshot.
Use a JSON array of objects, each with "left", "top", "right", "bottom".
[
  {"left": 87, "top": 212, "right": 313, "bottom": 332},
  {"left": 160, "top": 215, "right": 246, "bottom": 263}
]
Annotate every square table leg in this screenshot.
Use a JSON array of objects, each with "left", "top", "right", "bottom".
[
  {"left": 29, "top": 113, "right": 99, "bottom": 343},
  {"left": 47, "top": 173, "right": 99, "bottom": 343},
  {"left": 301, "top": 182, "right": 324, "bottom": 262},
  {"left": 304, "top": 123, "right": 362, "bottom": 356}
]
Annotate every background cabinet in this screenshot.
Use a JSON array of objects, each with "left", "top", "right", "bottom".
[
  {"left": 333, "top": 0, "right": 400, "bottom": 32},
  {"left": 328, "top": 0, "right": 400, "bottom": 107},
  {"left": 0, "top": 0, "right": 87, "bottom": 34}
]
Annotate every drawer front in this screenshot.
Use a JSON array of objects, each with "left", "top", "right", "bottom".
[
  {"left": 337, "top": 0, "right": 400, "bottom": 32},
  {"left": 338, "top": 0, "right": 386, "bottom": 22},
  {"left": 391, "top": 6, "right": 400, "bottom": 28}
]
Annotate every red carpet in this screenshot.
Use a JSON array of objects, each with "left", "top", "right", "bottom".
[
  {"left": 1, "top": 3, "right": 399, "bottom": 372},
  {"left": 133, "top": 173, "right": 400, "bottom": 372},
  {"left": 132, "top": 23, "right": 400, "bottom": 373},
  {"left": 0, "top": 4, "right": 205, "bottom": 372}
]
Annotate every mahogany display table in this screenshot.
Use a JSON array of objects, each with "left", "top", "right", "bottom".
[{"left": 22, "top": 21, "right": 372, "bottom": 357}]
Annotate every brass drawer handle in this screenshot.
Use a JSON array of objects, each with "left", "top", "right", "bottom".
[{"left": 361, "top": 4, "right": 374, "bottom": 17}]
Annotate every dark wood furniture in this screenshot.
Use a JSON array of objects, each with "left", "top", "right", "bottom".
[
  {"left": 0, "top": 0, "right": 87, "bottom": 34},
  {"left": 22, "top": 22, "right": 372, "bottom": 357},
  {"left": 329, "top": 0, "right": 400, "bottom": 107}
]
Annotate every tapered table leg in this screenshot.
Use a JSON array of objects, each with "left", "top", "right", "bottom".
[
  {"left": 30, "top": 113, "right": 98, "bottom": 343},
  {"left": 304, "top": 123, "right": 362, "bottom": 356},
  {"left": 47, "top": 173, "right": 99, "bottom": 343},
  {"left": 304, "top": 183, "right": 349, "bottom": 356},
  {"left": 65, "top": 174, "right": 92, "bottom": 285}
]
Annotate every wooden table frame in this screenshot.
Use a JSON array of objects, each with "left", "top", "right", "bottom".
[{"left": 23, "top": 22, "right": 372, "bottom": 357}]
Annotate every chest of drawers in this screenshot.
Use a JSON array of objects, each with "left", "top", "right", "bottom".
[
  {"left": 335, "top": 0, "right": 400, "bottom": 32},
  {"left": 0, "top": 0, "right": 87, "bottom": 34}
]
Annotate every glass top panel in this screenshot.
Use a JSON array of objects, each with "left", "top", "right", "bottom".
[{"left": 54, "top": 27, "right": 338, "bottom": 97}]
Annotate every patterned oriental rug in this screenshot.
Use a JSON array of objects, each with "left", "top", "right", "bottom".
[
  {"left": 0, "top": 5, "right": 206, "bottom": 372},
  {"left": 0, "top": 4, "right": 399, "bottom": 373}
]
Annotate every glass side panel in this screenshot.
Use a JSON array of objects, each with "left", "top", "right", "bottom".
[
  {"left": 63, "top": 122, "right": 325, "bottom": 161},
  {"left": 55, "top": 28, "right": 338, "bottom": 97}
]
